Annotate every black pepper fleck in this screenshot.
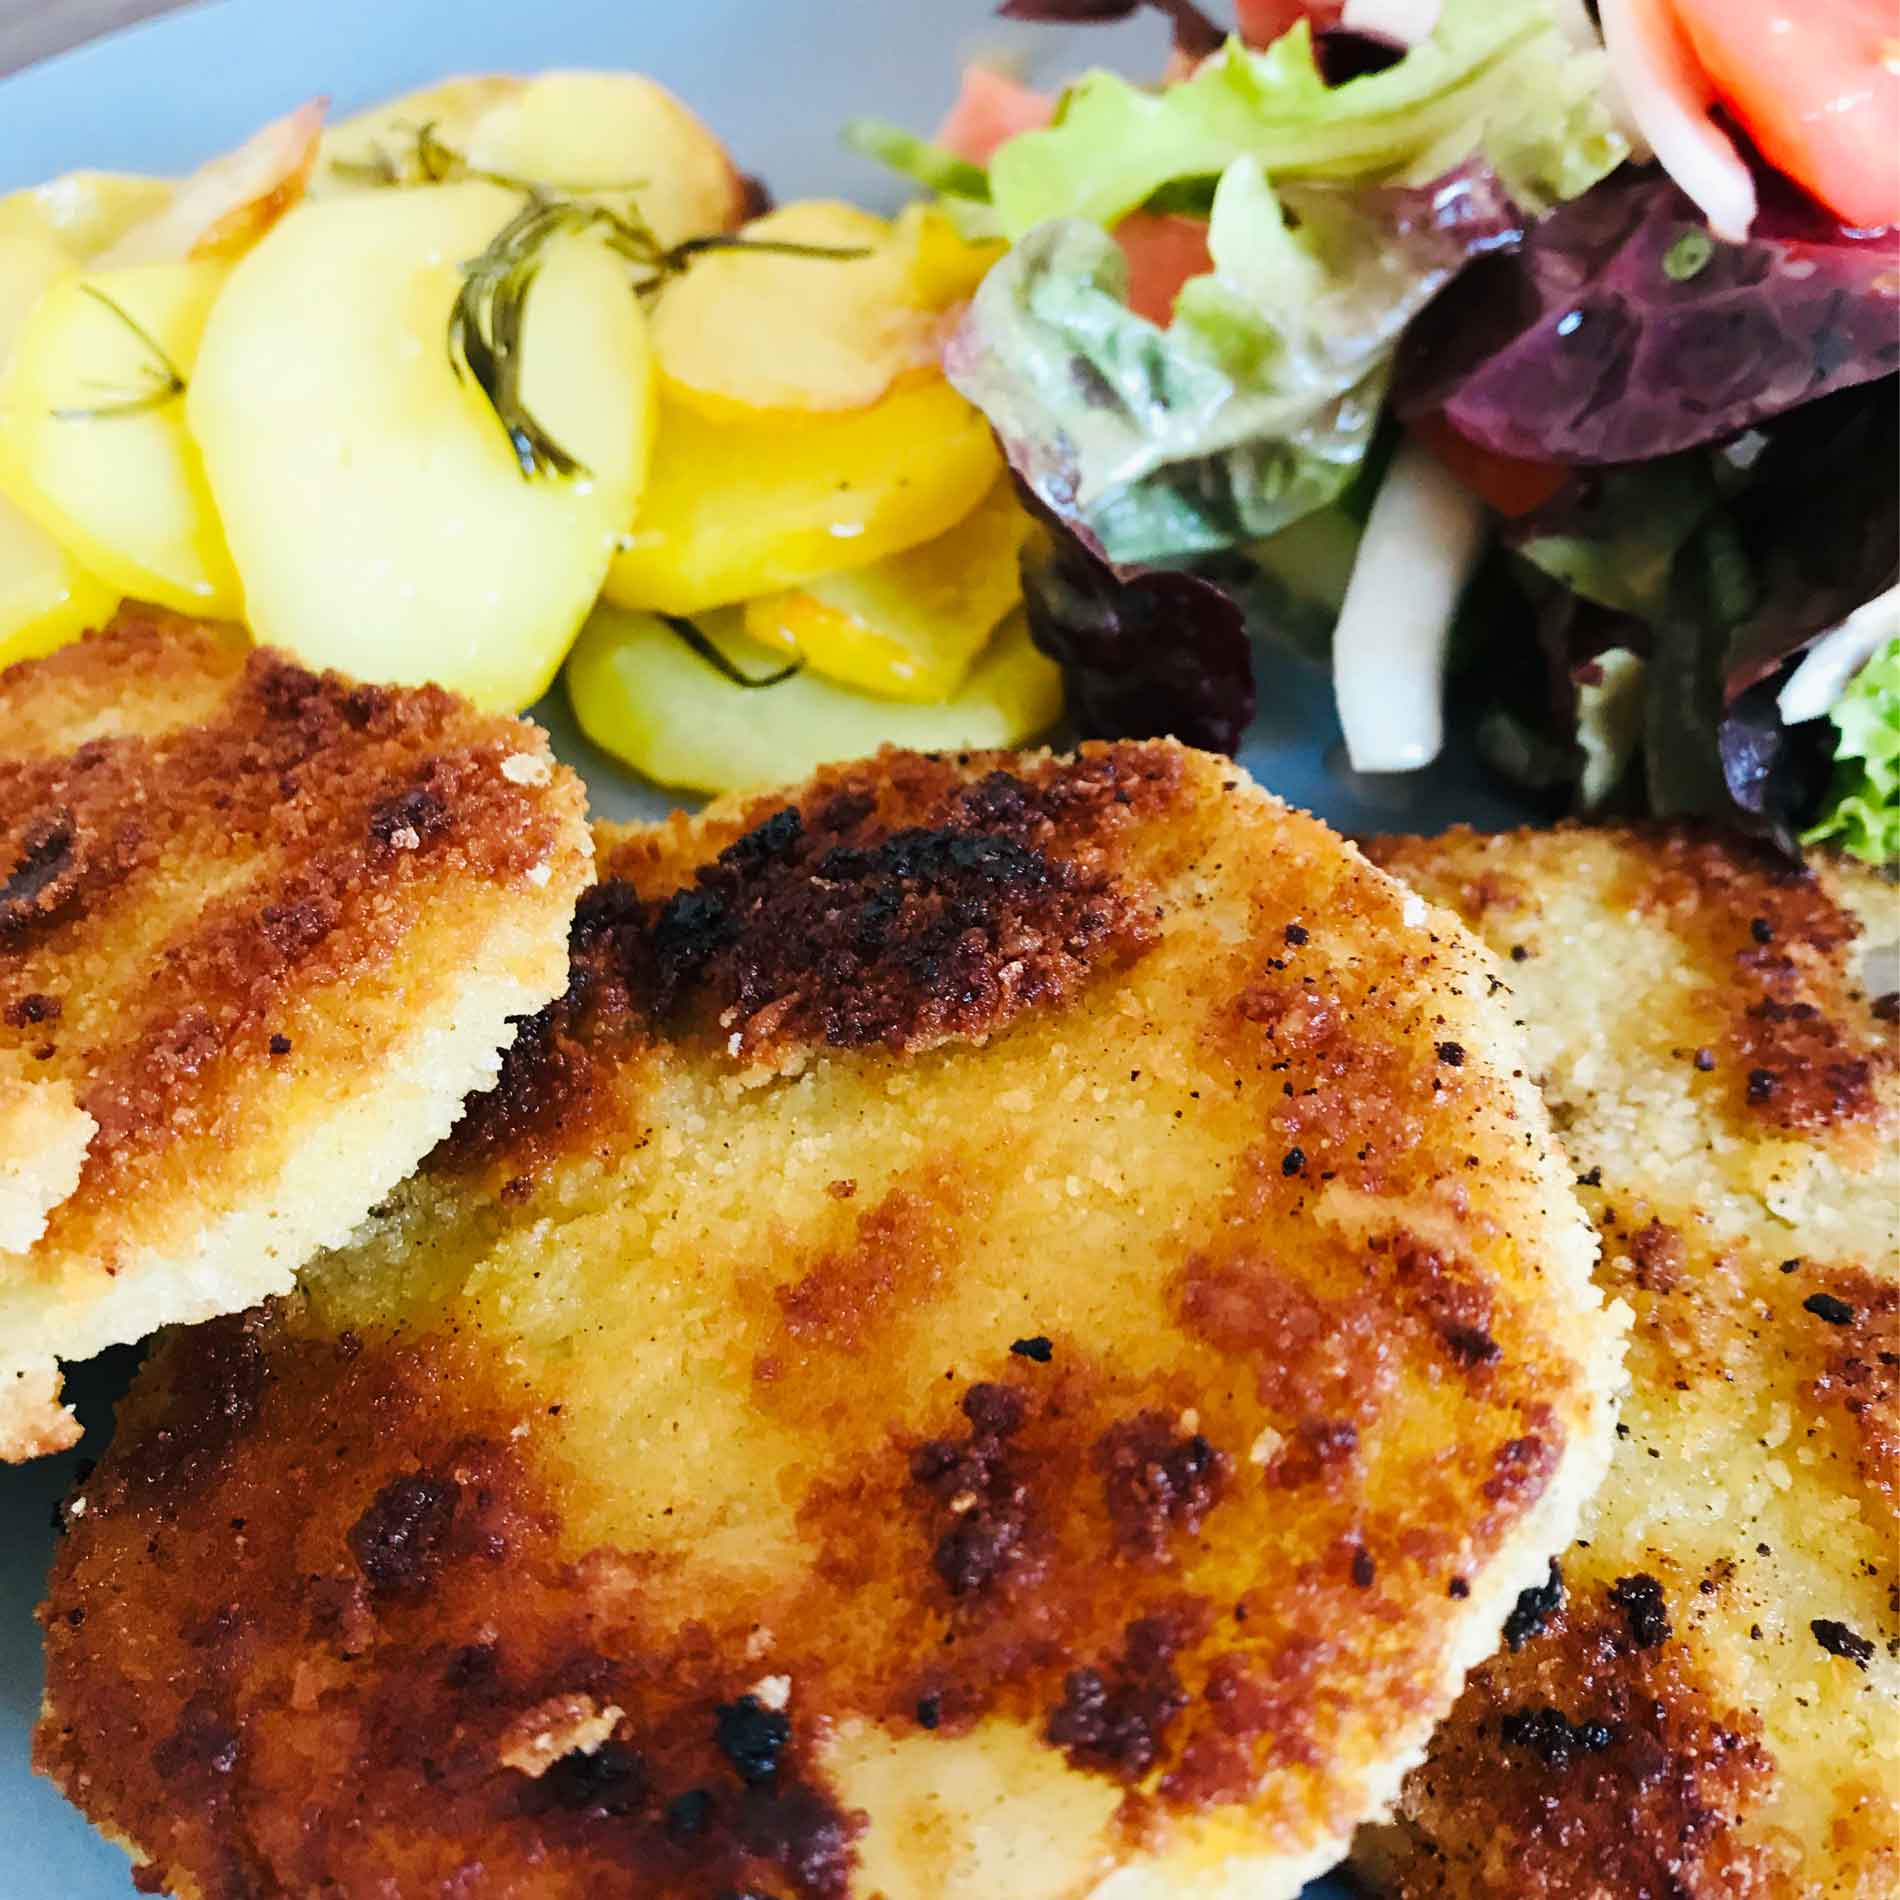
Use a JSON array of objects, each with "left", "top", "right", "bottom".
[
  {"left": 1281, "top": 1147, "right": 1305, "bottom": 1177},
  {"left": 1803, "top": 1292, "right": 1856, "bottom": 1325},
  {"left": 1811, "top": 1619, "right": 1875, "bottom": 1667},
  {"left": 1435, "top": 1040, "right": 1466, "bottom": 1067},
  {"left": 1009, "top": 1336, "right": 1053, "bottom": 1363}
]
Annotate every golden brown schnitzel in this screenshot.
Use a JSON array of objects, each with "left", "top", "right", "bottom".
[
  {"left": 1356, "top": 824, "right": 1899, "bottom": 1900},
  {"left": 37, "top": 742, "right": 1619, "bottom": 1898},
  {"left": 0, "top": 611, "right": 591, "bottom": 1458}
]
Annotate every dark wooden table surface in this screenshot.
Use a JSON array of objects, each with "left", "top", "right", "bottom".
[{"left": 0, "top": 0, "right": 181, "bottom": 77}]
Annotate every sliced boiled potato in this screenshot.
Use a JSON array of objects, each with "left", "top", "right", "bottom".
[
  {"left": 97, "top": 101, "right": 323, "bottom": 267},
  {"left": 895, "top": 202, "right": 1006, "bottom": 308},
  {"left": 0, "top": 231, "right": 118, "bottom": 666},
  {"left": 189, "top": 181, "right": 652, "bottom": 710},
  {"left": 743, "top": 481, "right": 1028, "bottom": 701},
  {"left": 0, "top": 259, "right": 239, "bottom": 616},
  {"left": 652, "top": 200, "right": 952, "bottom": 418},
  {"left": 317, "top": 71, "right": 742, "bottom": 252},
  {"left": 0, "top": 173, "right": 174, "bottom": 259},
  {"left": 605, "top": 379, "right": 1000, "bottom": 616},
  {"left": 566, "top": 602, "right": 1061, "bottom": 794},
  {"left": 462, "top": 71, "right": 743, "bottom": 248},
  {"left": 315, "top": 76, "right": 525, "bottom": 192},
  {"left": 0, "top": 494, "right": 116, "bottom": 670},
  {"left": 0, "top": 230, "right": 71, "bottom": 350}
]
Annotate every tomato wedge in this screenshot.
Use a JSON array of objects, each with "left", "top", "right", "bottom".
[
  {"left": 1113, "top": 212, "right": 1215, "bottom": 326},
  {"left": 1236, "top": 0, "right": 1342, "bottom": 45},
  {"left": 1665, "top": 0, "right": 1900, "bottom": 229},
  {"left": 935, "top": 66, "right": 1054, "bottom": 166},
  {"left": 1410, "top": 412, "right": 1569, "bottom": 520}
]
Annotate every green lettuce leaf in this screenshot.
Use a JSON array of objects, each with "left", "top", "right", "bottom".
[
  {"left": 1804, "top": 638, "right": 1900, "bottom": 864},
  {"left": 946, "top": 159, "right": 1518, "bottom": 566},
  {"left": 987, "top": 0, "right": 1624, "bottom": 239}
]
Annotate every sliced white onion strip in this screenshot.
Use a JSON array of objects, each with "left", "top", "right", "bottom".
[
  {"left": 1339, "top": 0, "right": 1441, "bottom": 47},
  {"left": 1597, "top": 0, "right": 1755, "bottom": 241},
  {"left": 1332, "top": 438, "right": 1489, "bottom": 775},
  {"left": 1776, "top": 586, "right": 1900, "bottom": 724}
]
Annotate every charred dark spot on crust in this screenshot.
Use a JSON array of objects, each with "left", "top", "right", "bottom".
[
  {"left": 1483, "top": 1436, "right": 1556, "bottom": 1509},
  {"left": 348, "top": 1473, "right": 460, "bottom": 1597},
  {"left": 1810, "top": 1618, "right": 1875, "bottom": 1667},
  {"left": 367, "top": 784, "right": 451, "bottom": 852},
  {"left": 540, "top": 1741, "right": 646, "bottom": 1816},
  {"left": 1502, "top": 1561, "right": 1564, "bottom": 1652},
  {"left": 1442, "top": 1326, "right": 1502, "bottom": 1368},
  {"left": 0, "top": 815, "right": 80, "bottom": 937},
  {"left": 1606, "top": 1573, "right": 1671, "bottom": 1650},
  {"left": 1626, "top": 1219, "right": 1685, "bottom": 1294},
  {"left": 1435, "top": 1041, "right": 1466, "bottom": 1067},
  {"left": 1497, "top": 1706, "right": 1616, "bottom": 1769},
  {"left": 1804, "top": 1291, "right": 1857, "bottom": 1326},
  {"left": 911, "top": 1382, "right": 1033, "bottom": 1600},
  {"left": 1270, "top": 1420, "right": 1359, "bottom": 1490},
  {"left": 1095, "top": 1413, "right": 1229, "bottom": 1561},
  {"left": 714, "top": 1696, "right": 791, "bottom": 1785},
  {"left": 3, "top": 990, "right": 59, "bottom": 1026},
  {"left": 151, "top": 1695, "right": 241, "bottom": 1799},
  {"left": 1873, "top": 991, "right": 1899, "bottom": 1023},
  {"left": 1046, "top": 1614, "right": 1192, "bottom": 1780},
  {"left": 646, "top": 757, "right": 1171, "bottom": 1064}
]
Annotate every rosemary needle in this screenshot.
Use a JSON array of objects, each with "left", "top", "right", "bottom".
[
  {"left": 661, "top": 615, "right": 803, "bottom": 689},
  {"left": 50, "top": 284, "right": 188, "bottom": 422}
]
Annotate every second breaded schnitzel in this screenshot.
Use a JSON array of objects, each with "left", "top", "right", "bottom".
[
  {"left": 37, "top": 742, "right": 1619, "bottom": 1898},
  {"left": 0, "top": 613, "right": 592, "bottom": 1458},
  {"left": 1357, "top": 825, "right": 1899, "bottom": 1900}
]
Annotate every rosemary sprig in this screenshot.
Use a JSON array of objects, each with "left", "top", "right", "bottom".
[
  {"left": 662, "top": 614, "right": 802, "bottom": 688},
  {"left": 348, "top": 125, "right": 871, "bottom": 478},
  {"left": 450, "top": 191, "right": 868, "bottom": 480},
  {"left": 51, "top": 284, "right": 188, "bottom": 422}
]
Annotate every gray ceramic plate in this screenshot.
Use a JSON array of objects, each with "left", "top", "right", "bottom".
[{"left": 0, "top": 3, "right": 1530, "bottom": 1890}]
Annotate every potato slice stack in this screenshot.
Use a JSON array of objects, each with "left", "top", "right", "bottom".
[{"left": 0, "top": 74, "right": 1056, "bottom": 792}]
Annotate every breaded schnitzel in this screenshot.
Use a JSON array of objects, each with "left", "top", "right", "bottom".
[
  {"left": 0, "top": 612, "right": 591, "bottom": 1458},
  {"left": 37, "top": 742, "right": 1619, "bottom": 1900},
  {"left": 1356, "top": 825, "right": 1899, "bottom": 1900}
]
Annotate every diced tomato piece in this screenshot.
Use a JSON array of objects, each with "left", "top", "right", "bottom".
[
  {"left": 1113, "top": 212, "right": 1215, "bottom": 325},
  {"left": 1410, "top": 412, "right": 1570, "bottom": 520},
  {"left": 935, "top": 66, "right": 1055, "bottom": 166},
  {"left": 1665, "top": 0, "right": 1900, "bottom": 229},
  {"left": 1235, "top": 0, "right": 1343, "bottom": 46}
]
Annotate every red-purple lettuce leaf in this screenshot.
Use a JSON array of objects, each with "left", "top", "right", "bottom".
[
  {"left": 1394, "top": 164, "right": 1900, "bottom": 465},
  {"left": 1014, "top": 484, "right": 1256, "bottom": 753}
]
